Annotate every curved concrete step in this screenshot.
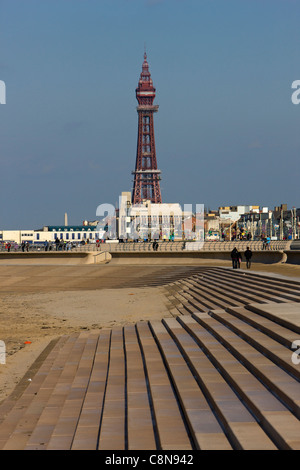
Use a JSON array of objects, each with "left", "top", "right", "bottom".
[
  {"left": 211, "top": 267, "right": 300, "bottom": 288},
  {"left": 190, "top": 312, "right": 300, "bottom": 419},
  {"left": 149, "top": 321, "right": 232, "bottom": 450},
  {"left": 181, "top": 278, "right": 253, "bottom": 308},
  {"left": 178, "top": 315, "right": 300, "bottom": 450},
  {"left": 0, "top": 334, "right": 82, "bottom": 450},
  {"left": 206, "top": 270, "right": 300, "bottom": 302},
  {"left": 245, "top": 303, "right": 300, "bottom": 335},
  {"left": 184, "top": 276, "right": 269, "bottom": 305},
  {"left": 209, "top": 310, "right": 300, "bottom": 381},
  {"left": 160, "top": 318, "right": 276, "bottom": 450},
  {"left": 224, "top": 306, "right": 298, "bottom": 350},
  {"left": 194, "top": 272, "right": 297, "bottom": 303}
]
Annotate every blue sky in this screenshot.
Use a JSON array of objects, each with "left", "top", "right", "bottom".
[{"left": 0, "top": 0, "right": 299, "bottom": 228}]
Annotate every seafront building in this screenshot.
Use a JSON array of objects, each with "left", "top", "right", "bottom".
[
  {"left": 0, "top": 225, "right": 106, "bottom": 245},
  {"left": 0, "top": 203, "right": 298, "bottom": 245},
  {"left": 116, "top": 191, "right": 200, "bottom": 241},
  {"left": 206, "top": 204, "right": 300, "bottom": 241}
]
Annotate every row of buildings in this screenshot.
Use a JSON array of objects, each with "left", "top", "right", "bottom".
[
  {"left": 205, "top": 204, "right": 299, "bottom": 241},
  {"left": 0, "top": 202, "right": 299, "bottom": 246}
]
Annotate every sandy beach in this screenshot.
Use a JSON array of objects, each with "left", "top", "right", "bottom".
[{"left": 0, "top": 262, "right": 300, "bottom": 404}]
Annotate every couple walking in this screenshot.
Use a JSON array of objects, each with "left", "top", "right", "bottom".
[{"left": 231, "top": 247, "right": 252, "bottom": 269}]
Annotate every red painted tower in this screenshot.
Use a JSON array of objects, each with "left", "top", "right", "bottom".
[{"left": 132, "top": 53, "right": 162, "bottom": 204}]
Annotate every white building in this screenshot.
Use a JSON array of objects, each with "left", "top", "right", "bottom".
[
  {"left": 117, "top": 192, "right": 202, "bottom": 241},
  {"left": 0, "top": 225, "right": 106, "bottom": 245},
  {"left": 219, "top": 205, "right": 261, "bottom": 222}
]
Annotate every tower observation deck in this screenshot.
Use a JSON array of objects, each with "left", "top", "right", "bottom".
[{"left": 132, "top": 53, "right": 162, "bottom": 204}]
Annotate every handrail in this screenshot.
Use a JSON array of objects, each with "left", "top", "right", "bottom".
[{"left": 0, "top": 240, "right": 292, "bottom": 254}]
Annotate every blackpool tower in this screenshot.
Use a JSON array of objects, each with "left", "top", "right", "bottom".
[{"left": 132, "top": 53, "right": 162, "bottom": 204}]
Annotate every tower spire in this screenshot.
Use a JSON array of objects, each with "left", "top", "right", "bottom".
[{"left": 132, "top": 53, "right": 162, "bottom": 204}]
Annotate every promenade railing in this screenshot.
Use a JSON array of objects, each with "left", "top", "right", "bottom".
[
  {"left": 0, "top": 240, "right": 292, "bottom": 254},
  {"left": 73, "top": 240, "right": 291, "bottom": 253}
]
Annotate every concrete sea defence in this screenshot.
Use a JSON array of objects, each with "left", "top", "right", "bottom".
[
  {"left": 0, "top": 249, "right": 298, "bottom": 265},
  {"left": 0, "top": 251, "right": 112, "bottom": 265},
  {"left": 108, "top": 250, "right": 287, "bottom": 265},
  {"left": 0, "top": 240, "right": 299, "bottom": 265},
  {"left": 285, "top": 250, "right": 300, "bottom": 265}
]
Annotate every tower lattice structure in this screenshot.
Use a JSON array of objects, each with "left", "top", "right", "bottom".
[{"left": 132, "top": 53, "right": 162, "bottom": 205}]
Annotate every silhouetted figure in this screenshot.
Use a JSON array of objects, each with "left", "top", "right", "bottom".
[
  {"left": 231, "top": 247, "right": 239, "bottom": 269},
  {"left": 55, "top": 237, "right": 60, "bottom": 251},
  {"left": 244, "top": 247, "right": 253, "bottom": 269}
]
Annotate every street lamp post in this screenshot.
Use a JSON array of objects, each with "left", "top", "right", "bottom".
[{"left": 292, "top": 207, "right": 297, "bottom": 240}]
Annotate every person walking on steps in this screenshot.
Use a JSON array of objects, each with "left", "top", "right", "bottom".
[{"left": 244, "top": 246, "right": 253, "bottom": 269}]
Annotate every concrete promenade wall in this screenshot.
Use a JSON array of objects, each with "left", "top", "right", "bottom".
[
  {"left": 0, "top": 251, "right": 111, "bottom": 265},
  {"left": 99, "top": 240, "right": 291, "bottom": 253},
  {"left": 284, "top": 250, "right": 300, "bottom": 265},
  {"left": 108, "top": 250, "right": 287, "bottom": 265},
  {"left": 0, "top": 249, "right": 299, "bottom": 265}
]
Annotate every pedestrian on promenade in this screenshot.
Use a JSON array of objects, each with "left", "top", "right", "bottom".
[
  {"left": 231, "top": 247, "right": 239, "bottom": 269},
  {"left": 21, "top": 241, "right": 25, "bottom": 252},
  {"left": 45, "top": 240, "right": 49, "bottom": 251},
  {"left": 55, "top": 237, "right": 60, "bottom": 251},
  {"left": 244, "top": 246, "right": 253, "bottom": 269}
]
